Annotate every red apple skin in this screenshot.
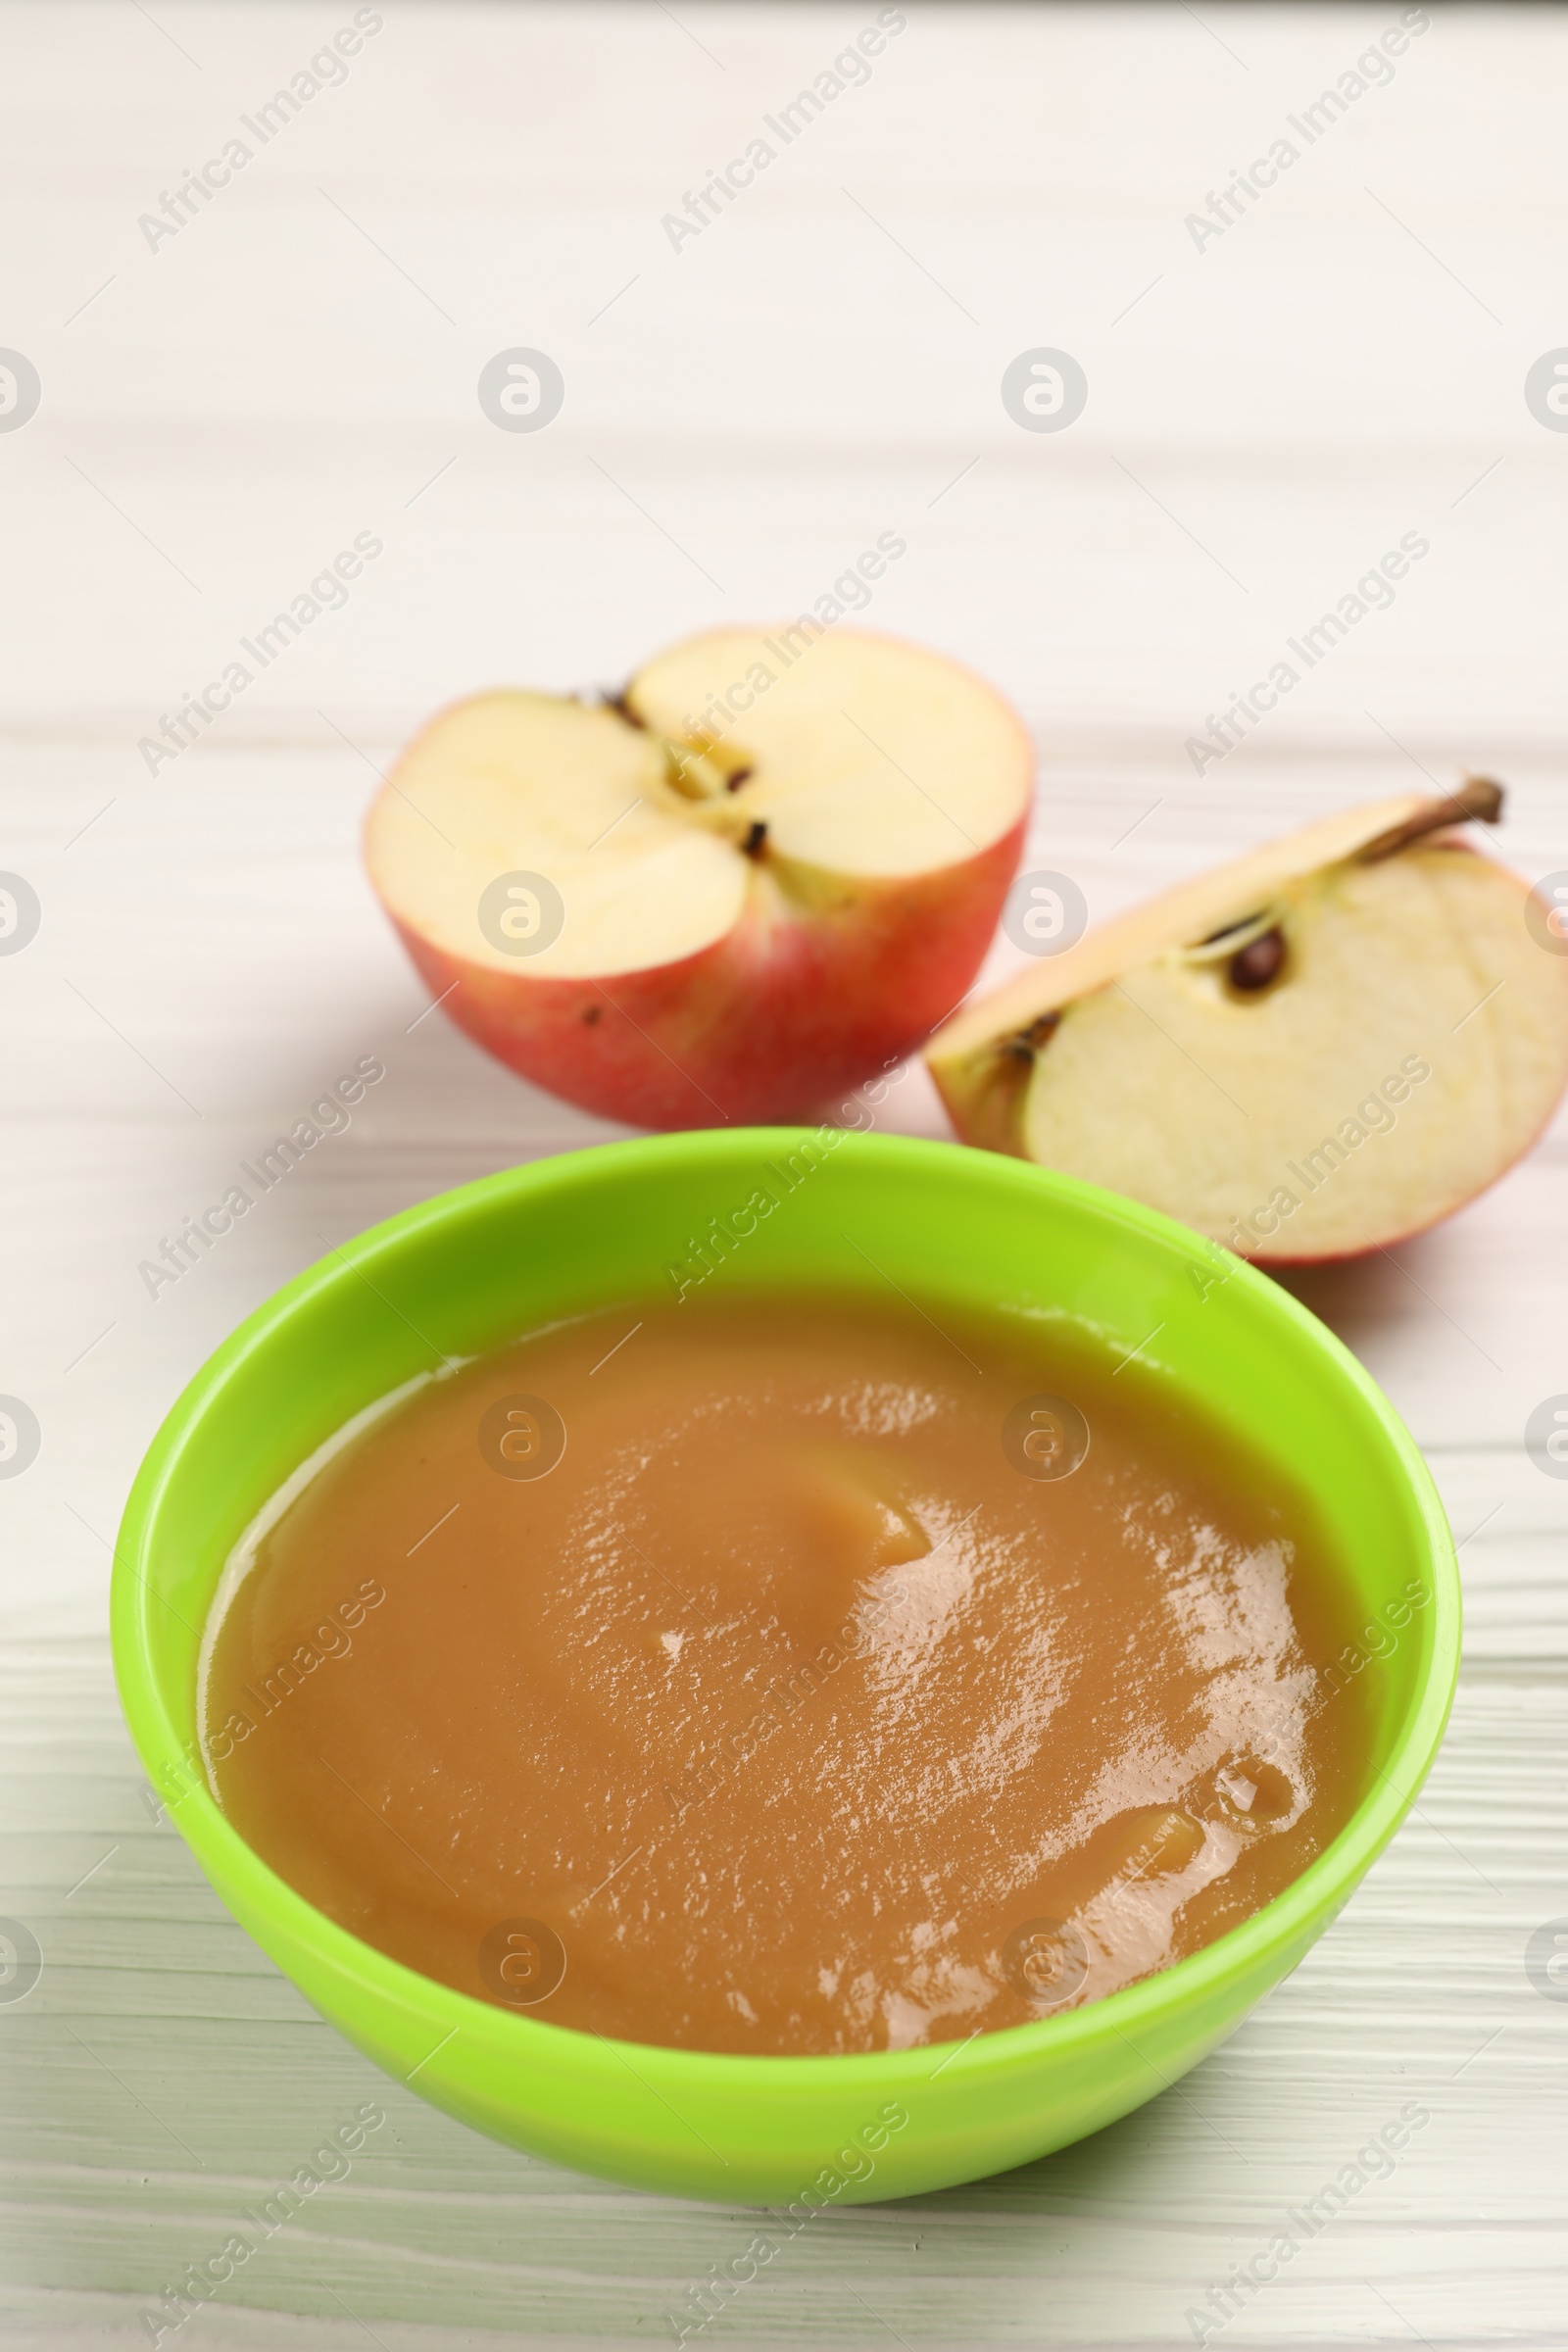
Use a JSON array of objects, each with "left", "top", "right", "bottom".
[{"left": 392, "top": 819, "right": 1025, "bottom": 1130}]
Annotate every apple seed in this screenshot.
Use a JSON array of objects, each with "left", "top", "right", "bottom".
[
  {"left": 1228, "top": 928, "right": 1286, "bottom": 992},
  {"left": 1004, "top": 1011, "right": 1060, "bottom": 1062}
]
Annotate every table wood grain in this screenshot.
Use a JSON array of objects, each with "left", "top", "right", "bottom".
[{"left": 3, "top": 3, "right": 1566, "bottom": 2343}]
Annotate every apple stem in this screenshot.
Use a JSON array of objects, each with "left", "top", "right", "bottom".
[{"left": 1359, "top": 775, "right": 1504, "bottom": 861}]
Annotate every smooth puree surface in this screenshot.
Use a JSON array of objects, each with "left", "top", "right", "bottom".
[{"left": 202, "top": 1290, "right": 1370, "bottom": 2055}]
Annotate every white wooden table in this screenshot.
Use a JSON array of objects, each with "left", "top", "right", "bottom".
[{"left": 3, "top": 3, "right": 1566, "bottom": 2343}]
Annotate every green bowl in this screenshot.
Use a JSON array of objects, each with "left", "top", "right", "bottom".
[{"left": 112, "top": 1129, "right": 1458, "bottom": 2206}]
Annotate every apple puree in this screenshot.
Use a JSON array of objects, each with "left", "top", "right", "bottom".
[{"left": 202, "top": 1291, "right": 1370, "bottom": 2055}]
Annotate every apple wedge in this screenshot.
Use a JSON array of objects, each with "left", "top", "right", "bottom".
[
  {"left": 366, "top": 628, "right": 1032, "bottom": 1129},
  {"left": 927, "top": 780, "right": 1568, "bottom": 1263}
]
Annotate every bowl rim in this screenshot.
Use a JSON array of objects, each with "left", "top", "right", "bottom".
[{"left": 112, "top": 1127, "right": 1461, "bottom": 2092}]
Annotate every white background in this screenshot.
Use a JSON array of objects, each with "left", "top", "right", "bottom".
[{"left": 2, "top": 2, "right": 1566, "bottom": 2344}]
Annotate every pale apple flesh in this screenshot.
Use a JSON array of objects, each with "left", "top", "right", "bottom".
[
  {"left": 390, "top": 831, "right": 1022, "bottom": 1130},
  {"left": 927, "top": 784, "right": 1568, "bottom": 1263},
  {"left": 367, "top": 630, "right": 1033, "bottom": 1129}
]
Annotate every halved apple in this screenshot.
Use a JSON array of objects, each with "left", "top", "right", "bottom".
[
  {"left": 926, "top": 780, "right": 1568, "bottom": 1263},
  {"left": 366, "top": 629, "right": 1032, "bottom": 1129}
]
